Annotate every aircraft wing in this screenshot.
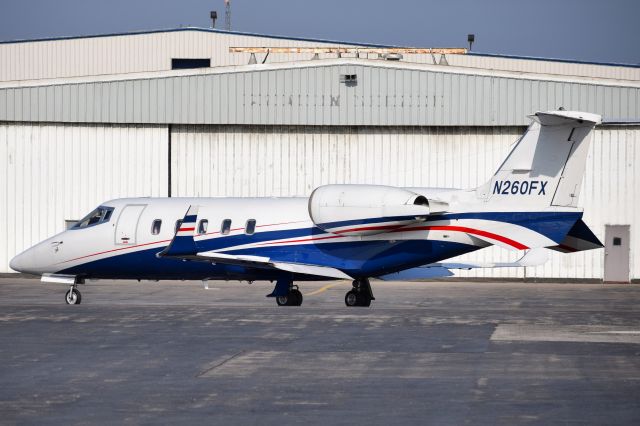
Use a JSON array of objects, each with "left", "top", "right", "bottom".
[
  {"left": 377, "top": 248, "right": 549, "bottom": 281},
  {"left": 157, "top": 205, "right": 352, "bottom": 280},
  {"left": 195, "top": 252, "right": 352, "bottom": 280}
]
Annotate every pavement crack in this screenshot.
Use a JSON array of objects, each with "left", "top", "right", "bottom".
[{"left": 196, "top": 350, "right": 245, "bottom": 377}]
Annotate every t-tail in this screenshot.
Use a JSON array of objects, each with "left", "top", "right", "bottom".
[
  {"left": 473, "top": 110, "right": 603, "bottom": 252},
  {"left": 477, "top": 110, "right": 601, "bottom": 209}
]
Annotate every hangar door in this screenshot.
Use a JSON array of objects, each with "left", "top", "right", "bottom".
[{"left": 169, "top": 125, "right": 521, "bottom": 197}]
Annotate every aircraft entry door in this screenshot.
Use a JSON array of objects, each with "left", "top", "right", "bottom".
[{"left": 115, "top": 204, "right": 146, "bottom": 245}]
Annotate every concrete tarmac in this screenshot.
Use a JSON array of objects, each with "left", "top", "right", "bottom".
[{"left": 0, "top": 278, "right": 639, "bottom": 425}]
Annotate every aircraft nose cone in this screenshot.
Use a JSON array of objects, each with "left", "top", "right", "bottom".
[
  {"left": 10, "top": 248, "right": 37, "bottom": 274},
  {"left": 10, "top": 251, "right": 28, "bottom": 273}
]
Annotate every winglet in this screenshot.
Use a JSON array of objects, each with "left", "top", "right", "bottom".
[{"left": 157, "top": 205, "right": 199, "bottom": 257}]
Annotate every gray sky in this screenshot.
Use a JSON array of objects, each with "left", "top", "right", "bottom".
[{"left": 1, "top": 0, "right": 639, "bottom": 64}]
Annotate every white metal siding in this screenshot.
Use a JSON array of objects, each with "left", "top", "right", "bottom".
[
  {"left": 171, "top": 125, "right": 640, "bottom": 280},
  {"left": 2, "top": 62, "right": 638, "bottom": 126},
  {"left": 1, "top": 29, "right": 638, "bottom": 82},
  {"left": 0, "top": 123, "right": 168, "bottom": 272}
]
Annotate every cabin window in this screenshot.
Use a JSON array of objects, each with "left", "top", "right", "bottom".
[
  {"left": 175, "top": 219, "right": 183, "bottom": 233},
  {"left": 72, "top": 206, "right": 114, "bottom": 229},
  {"left": 245, "top": 219, "right": 256, "bottom": 235},
  {"left": 151, "top": 219, "right": 162, "bottom": 235},
  {"left": 198, "top": 219, "right": 209, "bottom": 235},
  {"left": 221, "top": 219, "right": 232, "bottom": 235}
]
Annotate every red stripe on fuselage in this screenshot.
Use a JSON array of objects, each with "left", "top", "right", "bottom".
[
  {"left": 332, "top": 224, "right": 405, "bottom": 234},
  {"left": 58, "top": 238, "right": 174, "bottom": 264},
  {"left": 395, "top": 225, "right": 529, "bottom": 250},
  {"left": 256, "top": 234, "right": 345, "bottom": 246},
  {"left": 58, "top": 220, "right": 309, "bottom": 264}
]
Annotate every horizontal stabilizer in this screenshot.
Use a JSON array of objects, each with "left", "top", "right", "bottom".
[
  {"left": 531, "top": 110, "right": 601, "bottom": 126},
  {"left": 547, "top": 219, "right": 603, "bottom": 253}
]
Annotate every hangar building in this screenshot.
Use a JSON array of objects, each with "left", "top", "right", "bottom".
[{"left": 1, "top": 28, "right": 638, "bottom": 281}]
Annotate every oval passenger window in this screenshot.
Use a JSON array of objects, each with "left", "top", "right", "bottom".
[
  {"left": 198, "top": 219, "right": 208, "bottom": 235},
  {"left": 245, "top": 219, "right": 256, "bottom": 235},
  {"left": 151, "top": 219, "right": 162, "bottom": 235}
]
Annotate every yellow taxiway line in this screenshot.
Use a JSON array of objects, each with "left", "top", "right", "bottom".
[{"left": 305, "top": 283, "right": 342, "bottom": 296}]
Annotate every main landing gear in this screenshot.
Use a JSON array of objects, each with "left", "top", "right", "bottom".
[
  {"left": 268, "top": 278, "right": 303, "bottom": 306},
  {"left": 65, "top": 284, "right": 82, "bottom": 305},
  {"left": 276, "top": 288, "right": 303, "bottom": 307},
  {"left": 345, "top": 278, "right": 375, "bottom": 307},
  {"left": 268, "top": 277, "right": 375, "bottom": 307}
]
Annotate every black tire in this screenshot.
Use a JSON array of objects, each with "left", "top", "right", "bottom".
[
  {"left": 291, "top": 289, "right": 303, "bottom": 306},
  {"left": 276, "top": 295, "right": 289, "bottom": 306},
  {"left": 65, "top": 288, "right": 81, "bottom": 305},
  {"left": 359, "top": 294, "right": 371, "bottom": 307},
  {"left": 345, "top": 290, "right": 359, "bottom": 307}
]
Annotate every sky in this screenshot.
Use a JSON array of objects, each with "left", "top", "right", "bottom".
[{"left": 0, "top": 0, "right": 639, "bottom": 65}]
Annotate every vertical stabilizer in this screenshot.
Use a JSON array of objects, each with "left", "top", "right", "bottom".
[{"left": 477, "top": 111, "right": 601, "bottom": 209}]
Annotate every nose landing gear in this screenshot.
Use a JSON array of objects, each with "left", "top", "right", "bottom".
[
  {"left": 65, "top": 284, "right": 82, "bottom": 305},
  {"left": 345, "top": 278, "right": 374, "bottom": 307}
]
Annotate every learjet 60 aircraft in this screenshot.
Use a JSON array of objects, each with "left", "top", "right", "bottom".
[{"left": 11, "top": 110, "right": 604, "bottom": 306}]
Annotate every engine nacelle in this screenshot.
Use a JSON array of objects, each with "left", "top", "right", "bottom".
[{"left": 308, "top": 184, "right": 446, "bottom": 236}]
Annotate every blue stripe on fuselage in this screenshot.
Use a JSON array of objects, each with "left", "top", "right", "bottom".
[
  {"left": 318, "top": 211, "right": 581, "bottom": 243},
  {"left": 57, "top": 210, "right": 581, "bottom": 280},
  {"left": 58, "top": 239, "right": 478, "bottom": 280}
]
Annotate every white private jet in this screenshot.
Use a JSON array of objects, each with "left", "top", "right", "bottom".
[{"left": 11, "top": 110, "right": 603, "bottom": 306}]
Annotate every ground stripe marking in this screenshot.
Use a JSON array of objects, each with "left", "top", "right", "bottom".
[{"left": 306, "top": 283, "right": 342, "bottom": 296}]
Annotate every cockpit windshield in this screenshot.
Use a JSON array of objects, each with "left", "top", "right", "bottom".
[{"left": 72, "top": 206, "right": 115, "bottom": 229}]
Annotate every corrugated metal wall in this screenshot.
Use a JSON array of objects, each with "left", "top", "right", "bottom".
[
  {"left": 171, "top": 124, "right": 640, "bottom": 280},
  {"left": 1, "top": 121, "right": 637, "bottom": 279},
  {"left": 1, "top": 29, "right": 638, "bottom": 82},
  {"left": 2, "top": 62, "right": 638, "bottom": 126},
  {"left": 0, "top": 123, "right": 168, "bottom": 272}
]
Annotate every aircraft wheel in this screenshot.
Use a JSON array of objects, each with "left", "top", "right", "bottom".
[
  {"left": 276, "top": 290, "right": 303, "bottom": 306},
  {"left": 359, "top": 294, "right": 372, "bottom": 307},
  {"left": 345, "top": 290, "right": 371, "bottom": 307},
  {"left": 345, "top": 290, "right": 359, "bottom": 307},
  {"left": 65, "top": 288, "right": 82, "bottom": 305},
  {"left": 291, "top": 289, "right": 303, "bottom": 306}
]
